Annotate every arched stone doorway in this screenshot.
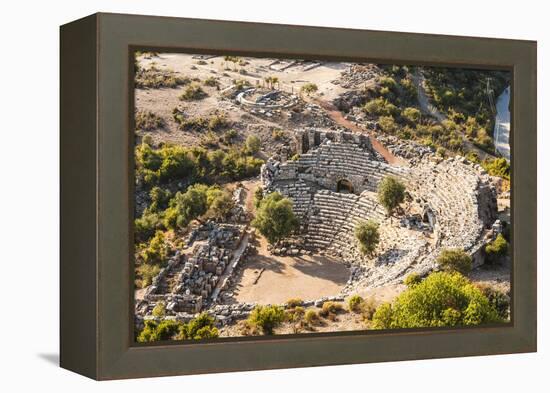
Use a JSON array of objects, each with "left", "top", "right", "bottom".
[{"left": 337, "top": 179, "right": 354, "bottom": 194}]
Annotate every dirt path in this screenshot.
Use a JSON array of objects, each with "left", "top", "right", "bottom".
[{"left": 311, "top": 97, "right": 404, "bottom": 166}]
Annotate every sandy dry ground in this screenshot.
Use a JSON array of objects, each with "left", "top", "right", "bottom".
[
  {"left": 233, "top": 235, "right": 350, "bottom": 304},
  {"left": 468, "top": 257, "right": 511, "bottom": 294}
]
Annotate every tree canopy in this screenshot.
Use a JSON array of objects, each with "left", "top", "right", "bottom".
[
  {"left": 436, "top": 248, "right": 472, "bottom": 275},
  {"left": 377, "top": 176, "right": 406, "bottom": 215},
  {"left": 372, "top": 272, "right": 501, "bottom": 329},
  {"left": 252, "top": 192, "right": 299, "bottom": 244},
  {"left": 354, "top": 220, "right": 380, "bottom": 255}
]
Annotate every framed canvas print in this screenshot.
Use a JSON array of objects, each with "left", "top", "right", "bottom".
[{"left": 60, "top": 13, "right": 537, "bottom": 380}]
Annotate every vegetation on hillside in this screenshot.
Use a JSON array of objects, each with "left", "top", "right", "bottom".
[{"left": 137, "top": 313, "right": 219, "bottom": 342}]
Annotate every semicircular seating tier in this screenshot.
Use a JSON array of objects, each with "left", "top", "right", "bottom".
[{"left": 261, "top": 132, "right": 498, "bottom": 286}]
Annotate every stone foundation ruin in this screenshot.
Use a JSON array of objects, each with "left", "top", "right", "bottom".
[{"left": 136, "top": 128, "right": 501, "bottom": 331}]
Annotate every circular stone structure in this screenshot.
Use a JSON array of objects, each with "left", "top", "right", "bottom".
[
  {"left": 261, "top": 129, "right": 499, "bottom": 292},
  {"left": 236, "top": 88, "right": 298, "bottom": 110}
]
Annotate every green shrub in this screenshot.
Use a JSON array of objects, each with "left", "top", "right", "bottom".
[
  {"left": 272, "top": 129, "right": 286, "bottom": 141},
  {"left": 245, "top": 135, "right": 262, "bottom": 154},
  {"left": 138, "top": 230, "right": 170, "bottom": 265},
  {"left": 248, "top": 305, "right": 285, "bottom": 335},
  {"left": 485, "top": 233, "right": 509, "bottom": 263},
  {"left": 404, "top": 273, "right": 421, "bottom": 287},
  {"left": 482, "top": 157, "right": 510, "bottom": 180},
  {"left": 137, "top": 319, "right": 183, "bottom": 342},
  {"left": 476, "top": 284, "right": 510, "bottom": 320},
  {"left": 134, "top": 210, "right": 162, "bottom": 243},
  {"left": 402, "top": 107, "right": 421, "bottom": 123},
  {"left": 372, "top": 272, "right": 501, "bottom": 329},
  {"left": 348, "top": 295, "right": 364, "bottom": 313},
  {"left": 179, "top": 84, "right": 208, "bottom": 101},
  {"left": 135, "top": 263, "right": 161, "bottom": 288},
  {"left": 437, "top": 249, "right": 472, "bottom": 275},
  {"left": 252, "top": 192, "right": 299, "bottom": 244},
  {"left": 363, "top": 97, "right": 398, "bottom": 117},
  {"left": 319, "top": 301, "right": 344, "bottom": 319},
  {"left": 355, "top": 220, "right": 380, "bottom": 255},
  {"left": 206, "top": 188, "right": 235, "bottom": 220},
  {"left": 300, "top": 83, "right": 318, "bottom": 96},
  {"left": 378, "top": 115, "right": 398, "bottom": 134},
  {"left": 304, "top": 309, "right": 319, "bottom": 326},
  {"left": 135, "top": 66, "right": 190, "bottom": 89},
  {"left": 163, "top": 184, "right": 210, "bottom": 230},
  {"left": 180, "top": 313, "right": 219, "bottom": 340},
  {"left": 253, "top": 187, "right": 264, "bottom": 209},
  {"left": 152, "top": 301, "right": 166, "bottom": 317},
  {"left": 377, "top": 176, "right": 406, "bottom": 215},
  {"left": 285, "top": 298, "right": 303, "bottom": 308},
  {"left": 203, "top": 76, "right": 219, "bottom": 87}
]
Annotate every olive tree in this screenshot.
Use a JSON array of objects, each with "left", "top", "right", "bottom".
[
  {"left": 252, "top": 192, "right": 299, "bottom": 244},
  {"left": 354, "top": 220, "right": 380, "bottom": 255},
  {"left": 377, "top": 176, "right": 406, "bottom": 215}
]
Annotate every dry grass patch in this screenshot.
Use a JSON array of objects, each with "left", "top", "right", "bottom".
[
  {"left": 135, "top": 110, "right": 165, "bottom": 131},
  {"left": 135, "top": 66, "right": 190, "bottom": 89}
]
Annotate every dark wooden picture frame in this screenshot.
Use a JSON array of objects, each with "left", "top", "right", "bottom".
[{"left": 60, "top": 12, "right": 537, "bottom": 380}]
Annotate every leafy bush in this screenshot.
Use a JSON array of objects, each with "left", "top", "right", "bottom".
[
  {"left": 135, "top": 263, "right": 161, "bottom": 288},
  {"left": 206, "top": 188, "right": 235, "bottom": 220},
  {"left": 248, "top": 305, "right": 285, "bottom": 335},
  {"left": 300, "top": 83, "right": 318, "bottom": 96},
  {"left": 348, "top": 295, "right": 364, "bottom": 313},
  {"left": 272, "top": 129, "right": 286, "bottom": 141},
  {"left": 252, "top": 192, "right": 299, "bottom": 244},
  {"left": 137, "top": 319, "right": 183, "bottom": 342},
  {"left": 354, "top": 220, "right": 380, "bottom": 255},
  {"left": 135, "top": 66, "right": 190, "bottom": 89},
  {"left": 437, "top": 248, "right": 472, "bottom": 275},
  {"left": 377, "top": 176, "right": 406, "bottom": 215},
  {"left": 363, "top": 97, "right": 399, "bottom": 117},
  {"left": 134, "top": 210, "right": 162, "bottom": 243},
  {"left": 245, "top": 135, "right": 261, "bottom": 154},
  {"left": 285, "top": 298, "right": 303, "bottom": 308},
  {"left": 253, "top": 186, "right": 264, "bottom": 209},
  {"left": 304, "top": 309, "right": 319, "bottom": 326},
  {"left": 135, "top": 110, "right": 165, "bottom": 131},
  {"left": 482, "top": 157, "right": 510, "bottom": 180},
  {"left": 152, "top": 301, "right": 166, "bottom": 317},
  {"left": 402, "top": 107, "right": 421, "bottom": 123},
  {"left": 319, "top": 301, "right": 344, "bottom": 320},
  {"left": 180, "top": 313, "right": 219, "bottom": 339},
  {"left": 179, "top": 84, "right": 208, "bottom": 100},
  {"left": 138, "top": 230, "right": 170, "bottom": 265},
  {"left": 163, "top": 184, "right": 210, "bottom": 230},
  {"left": 372, "top": 272, "right": 501, "bottom": 329},
  {"left": 485, "top": 233, "right": 509, "bottom": 263},
  {"left": 475, "top": 284, "right": 510, "bottom": 320},
  {"left": 135, "top": 141, "right": 263, "bottom": 188},
  {"left": 203, "top": 77, "right": 219, "bottom": 87},
  {"left": 404, "top": 273, "right": 421, "bottom": 287}
]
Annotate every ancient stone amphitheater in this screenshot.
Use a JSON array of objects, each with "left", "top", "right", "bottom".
[{"left": 262, "top": 129, "right": 498, "bottom": 291}]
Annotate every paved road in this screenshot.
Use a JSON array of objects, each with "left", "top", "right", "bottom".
[{"left": 493, "top": 86, "right": 511, "bottom": 161}]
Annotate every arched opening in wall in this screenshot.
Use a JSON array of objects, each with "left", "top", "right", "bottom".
[{"left": 337, "top": 179, "right": 354, "bottom": 194}]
